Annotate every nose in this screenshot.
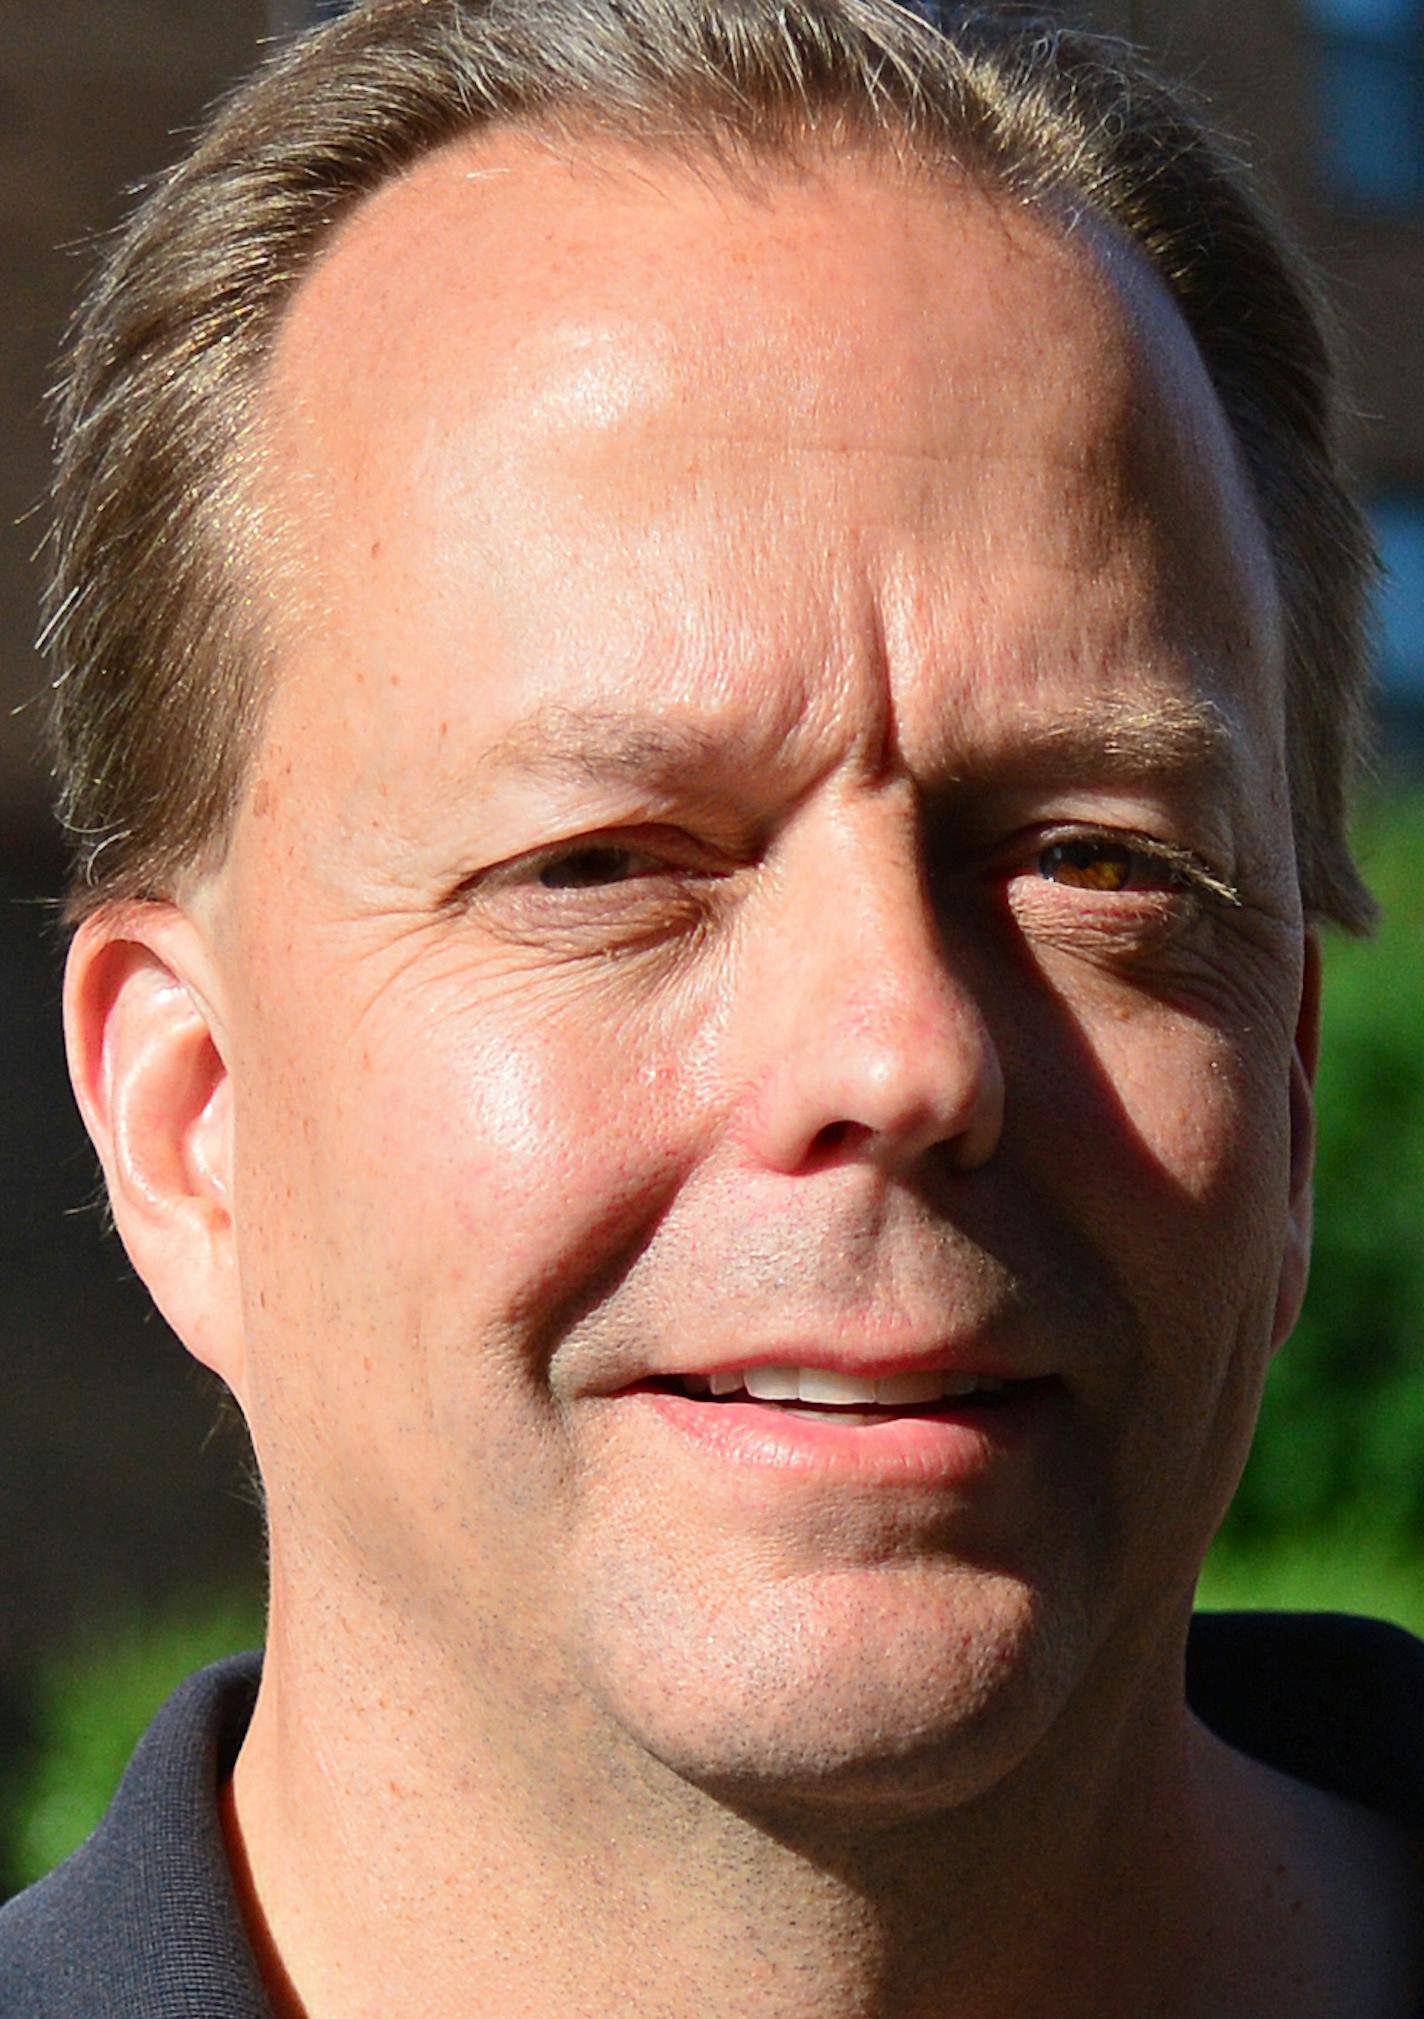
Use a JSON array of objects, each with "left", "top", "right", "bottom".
[{"left": 736, "top": 813, "right": 1005, "bottom": 1177}]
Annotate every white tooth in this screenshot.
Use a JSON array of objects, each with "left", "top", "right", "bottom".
[
  {"left": 682, "top": 1373, "right": 712, "bottom": 1395},
  {"left": 797, "top": 1367, "right": 879, "bottom": 1406},
  {"left": 743, "top": 1365, "right": 800, "bottom": 1401},
  {"left": 782, "top": 1407, "right": 880, "bottom": 1424},
  {"left": 873, "top": 1370, "right": 947, "bottom": 1406},
  {"left": 709, "top": 1369, "right": 743, "bottom": 1396},
  {"left": 940, "top": 1374, "right": 982, "bottom": 1398}
]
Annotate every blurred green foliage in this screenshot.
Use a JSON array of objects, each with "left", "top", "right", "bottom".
[
  {"left": 2, "top": 1593, "right": 263, "bottom": 1897},
  {"left": 1217, "top": 787, "right": 1424, "bottom": 1547},
  {"left": 3, "top": 795, "right": 1420, "bottom": 1898},
  {"left": 1198, "top": 1533, "right": 1424, "bottom": 1632}
]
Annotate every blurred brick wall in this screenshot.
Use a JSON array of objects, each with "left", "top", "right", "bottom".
[
  {"left": 0, "top": 0, "right": 274, "bottom": 837},
  {"left": 1134, "top": 0, "right": 1424, "bottom": 489},
  {"left": 0, "top": 4, "right": 272, "bottom": 1700}
]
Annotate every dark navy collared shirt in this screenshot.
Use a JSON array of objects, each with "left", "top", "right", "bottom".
[
  {"left": 2, "top": 1616, "right": 1422, "bottom": 2015},
  {"left": 0, "top": 1656, "right": 269, "bottom": 2017}
]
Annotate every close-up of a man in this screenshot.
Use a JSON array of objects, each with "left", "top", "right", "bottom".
[{"left": 2, "top": 1, "right": 1421, "bottom": 2013}]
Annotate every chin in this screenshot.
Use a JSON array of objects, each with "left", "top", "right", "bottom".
[{"left": 571, "top": 1554, "right": 1092, "bottom": 1826}]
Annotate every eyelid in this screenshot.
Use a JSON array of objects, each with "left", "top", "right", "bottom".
[{"left": 462, "top": 823, "right": 725, "bottom": 894}]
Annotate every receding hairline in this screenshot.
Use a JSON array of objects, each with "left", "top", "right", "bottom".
[
  {"left": 245, "top": 119, "right": 1281, "bottom": 782},
  {"left": 45, "top": 0, "right": 1377, "bottom": 932},
  {"left": 220, "top": 122, "right": 1082, "bottom": 844}
]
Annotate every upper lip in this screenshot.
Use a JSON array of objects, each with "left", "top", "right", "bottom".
[{"left": 636, "top": 1344, "right": 1041, "bottom": 1385}]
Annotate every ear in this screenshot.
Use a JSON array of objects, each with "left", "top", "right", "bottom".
[
  {"left": 64, "top": 904, "right": 246, "bottom": 1400},
  {"left": 1270, "top": 929, "right": 1322, "bottom": 1353}
]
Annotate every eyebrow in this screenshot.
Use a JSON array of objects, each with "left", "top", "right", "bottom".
[
  {"left": 1008, "top": 691, "right": 1237, "bottom": 784},
  {"left": 467, "top": 706, "right": 766, "bottom": 790},
  {"left": 466, "top": 689, "right": 1238, "bottom": 796}
]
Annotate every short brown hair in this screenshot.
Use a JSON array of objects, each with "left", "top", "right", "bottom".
[{"left": 45, "top": 0, "right": 1378, "bottom": 929}]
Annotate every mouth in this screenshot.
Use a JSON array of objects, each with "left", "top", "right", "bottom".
[
  {"left": 642, "top": 1365, "right": 1030, "bottom": 1424},
  {"left": 621, "top": 1362, "right": 1051, "bottom": 1487},
  {"left": 617, "top": 1359, "right": 1055, "bottom": 1487}
]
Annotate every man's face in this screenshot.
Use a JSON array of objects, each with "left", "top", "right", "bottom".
[{"left": 199, "top": 141, "right": 1310, "bottom": 1813}]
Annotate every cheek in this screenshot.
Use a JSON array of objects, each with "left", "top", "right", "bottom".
[
  {"left": 1082, "top": 1015, "right": 1292, "bottom": 1427},
  {"left": 232, "top": 971, "right": 707, "bottom": 1368},
  {"left": 1112, "top": 1035, "right": 1276, "bottom": 1198},
  {"left": 1032, "top": 990, "right": 1292, "bottom": 1219},
  {"left": 225, "top": 965, "right": 715, "bottom": 1594},
  {"left": 429, "top": 1018, "right": 708, "bottom": 1331},
  {"left": 1019, "top": 999, "right": 1296, "bottom": 1416}
]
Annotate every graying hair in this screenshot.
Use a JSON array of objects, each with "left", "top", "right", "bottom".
[{"left": 45, "top": 0, "right": 1378, "bottom": 929}]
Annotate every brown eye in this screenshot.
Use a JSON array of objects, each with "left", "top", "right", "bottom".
[
  {"left": 537, "top": 845, "right": 652, "bottom": 889},
  {"left": 1039, "top": 837, "right": 1142, "bottom": 892}
]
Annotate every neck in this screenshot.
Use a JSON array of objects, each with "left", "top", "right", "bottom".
[{"left": 227, "top": 1575, "right": 1342, "bottom": 2019}]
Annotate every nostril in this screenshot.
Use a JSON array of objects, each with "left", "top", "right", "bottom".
[
  {"left": 804, "top": 1118, "right": 871, "bottom": 1169},
  {"left": 799, "top": 1114, "right": 900, "bottom": 1179}
]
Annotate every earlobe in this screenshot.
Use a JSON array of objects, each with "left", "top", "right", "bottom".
[
  {"left": 64, "top": 906, "right": 246, "bottom": 1398},
  {"left": 1270, "top": 931, "right": 1322, "bottom": 1353}
]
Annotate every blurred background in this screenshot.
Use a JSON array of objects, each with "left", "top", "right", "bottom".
[{"left": 1, "top": 0, "right": 1421, "bottom": 1897}]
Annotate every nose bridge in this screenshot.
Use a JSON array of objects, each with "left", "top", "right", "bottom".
[
  {"left": 817, "top": 808, "right": 949, "bottom": 1027},
  {"left": 737, "top": 797, "right": 1004, "bottom": 1175}
]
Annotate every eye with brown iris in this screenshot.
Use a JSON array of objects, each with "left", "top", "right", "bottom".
[{"left": 1039, "top": 837, "right": 1166, "bottom": 892}]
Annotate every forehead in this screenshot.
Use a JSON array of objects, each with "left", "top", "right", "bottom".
[
  {"left": 270, "top": 131, "right": 1243, "bottom": 518},
  {"left": 250, "top": 131, "right": 1282, "bottom": 829}
]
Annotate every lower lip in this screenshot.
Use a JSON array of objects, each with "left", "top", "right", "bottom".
[{"left": 629, "top": 1384, "right": 1053, "bottom": 1488}]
